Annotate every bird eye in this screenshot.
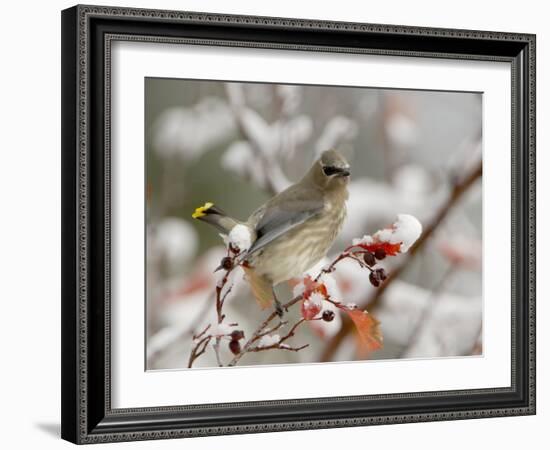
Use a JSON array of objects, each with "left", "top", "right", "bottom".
[{"left": 323, "top": 166, "right": 341, "bottom": 176}]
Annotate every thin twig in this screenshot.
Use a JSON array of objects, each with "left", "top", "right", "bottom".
[
  {"left": 193, "top": 323, "right": 211, "bottom": 341},
  {"left": 253, "top": 321, "right": 289, "bottom": 341},
  {"left": 314, "top": 252, "right": 350, "bottom": 281},
  {"left": 187, "top": 335, "right": 212, "bottom": 368},
  {"left": 186, "top": 249, "right": 238, "bottom": 368},
  {"left": 213, "top": 264, "right": 236, "bottom": 367},
  {"left": 227, "top": 294, "right": 306, "bottom": 366},
  {"left": 249, "top": 343, "right": 310, "bottom": 353},
  {"left": 247, "top": 318, "right": 316, "bottom": 354}
]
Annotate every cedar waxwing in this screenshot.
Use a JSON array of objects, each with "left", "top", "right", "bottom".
[{"left": 192, "top": 149, "right": 350, "bottom": 316}]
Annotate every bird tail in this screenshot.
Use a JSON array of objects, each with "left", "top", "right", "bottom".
[
  {"left": 193, "top": 202, "right": 273, "bottom": 310},
  {"left": 242, "top": 266, "right": 275, "bottom": 310},
  {"left": 191, "top": 202, "right": 238, "bottom": 233}
]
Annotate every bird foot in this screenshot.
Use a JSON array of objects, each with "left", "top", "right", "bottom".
[{"left": 274, "top": 300, "right": 285, "bottom": 318}]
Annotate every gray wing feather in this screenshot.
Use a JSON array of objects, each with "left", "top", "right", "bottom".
[{"left": 242, "top": 189, "right": 324, "bottom": 260}]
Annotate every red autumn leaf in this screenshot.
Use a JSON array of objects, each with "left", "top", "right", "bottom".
[
  {"left": 357, "top": 241, "right": 402, "bottom": 256},
  {"left": 300, "top": 277, "right": 327, "bottom": 320},
  {"left": 301, "top": 275, "right": 316, "bottom": 295},
  {"left": 339, "top": 307, "right": 383, "bottom": 353},
  {"left": 315, "top": 283, "right": 328, "bottom": 297},
  {"left": 300, "top": 297, "right": 322, "bottom": 320},
  {"left": 294, "top": 275, "right": 336, "bottom": 320},
  {"left": 300, "top": 275, "right": 328, "bottom": 298}
]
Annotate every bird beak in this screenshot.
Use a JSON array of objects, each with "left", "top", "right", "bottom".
[{"left": 337, "top": 168, "right": 351, "bottom": 177}]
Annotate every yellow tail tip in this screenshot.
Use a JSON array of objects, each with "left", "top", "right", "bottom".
[{"left": 192, "top": 202, "right": 214, "bottom": 219}]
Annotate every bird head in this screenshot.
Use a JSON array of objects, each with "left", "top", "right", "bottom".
[{"left": 307, "top": 149, "right": 351, "bottom": 191}]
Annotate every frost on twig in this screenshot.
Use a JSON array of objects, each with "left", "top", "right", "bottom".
[{"left": 187, "top": 214, "right": 422, "bottom": 368}]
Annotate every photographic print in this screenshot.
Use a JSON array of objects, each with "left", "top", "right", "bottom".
[
  {"left": 62, "top": 7, "right": 535, "bottom": 442},
  {"left": 145, "top": 78, "right": 483, "bottom": 370}
]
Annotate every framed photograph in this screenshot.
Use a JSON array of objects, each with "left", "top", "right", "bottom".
[{"left": 61, "top": 5, "right": 536, "bottom": 444}]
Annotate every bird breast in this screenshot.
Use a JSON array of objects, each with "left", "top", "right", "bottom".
[{"left": 248, "top": 198, "right": 347, "bottom": 285}]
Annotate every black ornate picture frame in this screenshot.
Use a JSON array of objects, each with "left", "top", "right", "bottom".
[{"left": 61, "top": 4, "right": 536, "bottom": 444}]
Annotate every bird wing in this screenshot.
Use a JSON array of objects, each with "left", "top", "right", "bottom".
[{"left": 241, "top": 185, "right": 324, "bottom": 260}]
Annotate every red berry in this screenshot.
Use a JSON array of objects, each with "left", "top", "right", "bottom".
[
  {"left": 322, "top": 310, "right": 335, "bottom": 322},
  {"left": 221, "top": 256, "right": 233, "bottom": 270},
  {"left": 374, "top": 248, "right": 386, "bottom": 260},
  {"left": 376, "top": 268, "right": 388, "bottom": 281},
  {"left": 369, "top": 271, "right": 380, "bottom": 287},
  {"left": 230, "top": 330, "right": 244, "bottom": 341},
  {"left": 363, "top": 252, "right": 376, "bottom": 267},
  {"left": 229, "top": 339, "right": 241, "bottom": 355}
]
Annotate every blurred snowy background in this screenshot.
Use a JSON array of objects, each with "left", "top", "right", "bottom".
[{"left": 145, "top": 78, "right": 482, "bottom": 370}]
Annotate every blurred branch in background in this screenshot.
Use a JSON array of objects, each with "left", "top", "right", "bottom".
[
  {"left": 396, "top": 263, "right": 455, "bottom": 358},
  {"left": 225, "top": 83, "right": 291, "bottom": 195}
]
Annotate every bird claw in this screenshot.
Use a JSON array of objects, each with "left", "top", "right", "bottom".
[{"left": 275, "top": 302, "right": 284, "bottom": 318}]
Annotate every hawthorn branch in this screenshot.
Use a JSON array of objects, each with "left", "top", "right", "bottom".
[
  {"left": 319, "top": 160, "right": 482, "bottom": 362},
  {"left": 226, "top": 239, "right": 392, "bottom": 366},
  {"left": 227, "top": 293, "right": 305, "bottom": 366},
  {"left": 186, "top": 246, "right": 304, "bottom": 368}
]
